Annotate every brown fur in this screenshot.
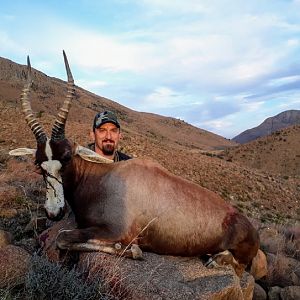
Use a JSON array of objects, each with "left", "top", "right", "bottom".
[{"left": 56, "top": 152, "right": 259, "bottom": 272}]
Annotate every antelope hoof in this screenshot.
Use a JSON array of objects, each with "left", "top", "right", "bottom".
[
  {"left": 204, "top": 257, "right": 219, "bottom": 268},
  {"left": 114, "top": 242, "right": 122, "bottom": 250},
  {"left": 204, "top": 250, "right": 245, "bottom": 277},
  {"left": 131, "top": 244, "right": 143, "bottom": 260}
]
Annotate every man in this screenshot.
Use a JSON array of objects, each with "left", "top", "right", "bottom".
[{"left": 89, "top": 110, "right": 131, "bottom": 162}]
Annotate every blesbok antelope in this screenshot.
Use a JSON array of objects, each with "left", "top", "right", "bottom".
[{"left": 10, "top": 52, "right": 259, "bottom": 276}]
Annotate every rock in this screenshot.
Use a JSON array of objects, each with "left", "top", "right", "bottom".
[
  {"left": 0, "top": 208, "right": 18, "bottom": 218},
  {"left": 250, "top": 249, "right": 268, "bottom": 280},
  {"left": 15, "top": 237, "right": 38, "bottom": 254},
  {"left": 0, "top": 245, "right": 30, "bottom": 288},
  {"left": 253, "top": 283, "right": 267, "bottom": 300},
  {"left": 241, "top": 272, "right": 255, "bottom": 300},
  {"left": 79, "top": 252, "right": 254, "bottom": 300},
  {"left": 0, "top": 230, "right": 12, "bottom": 248},
  {"left": 280, "top": 286, "right": 300, "bottom": 300},
  {"left": 268, "top": 286, "right": 281, "bottom": 300},
  {"left": 0, "top": 186, "right": 19, "bottom": 210}
]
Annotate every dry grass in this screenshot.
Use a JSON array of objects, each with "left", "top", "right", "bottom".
[
  {"left": 81, "top": 251, "right": 166, "bottom": 299},
  {"left": 0, "top": 255, "right": 112, "bottom": 300},
  {"left": 264, "top": 224, "right": 300, "bottom": 288},
  {"left": 266, "top": 253, "right": 299, "bottom": 287}
]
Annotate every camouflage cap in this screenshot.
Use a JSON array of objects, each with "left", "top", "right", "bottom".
[{"left": 93, "top": 111, "right": 120, "bottom": 129}]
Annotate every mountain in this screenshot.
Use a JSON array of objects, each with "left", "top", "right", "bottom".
[{"left": 232, "top": 110, "right": 300, "bottom": 144}]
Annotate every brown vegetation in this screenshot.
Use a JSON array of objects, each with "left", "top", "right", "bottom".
[{"left": 222, "top": 125, "right": 300, "bottom": 177}]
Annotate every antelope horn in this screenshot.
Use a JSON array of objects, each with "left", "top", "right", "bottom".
[
  {"left": 51, "top": 50, "right": 75, "bottom": 141},
  {"left": 21, "top": 56, "right": 47, "bottom": 143}
]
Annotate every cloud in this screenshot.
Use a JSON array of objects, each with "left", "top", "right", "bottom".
[
  {"left": 77, "top": 79, "right": 108, "bottom": 90},
  {"left": 3, "top": 4, "right": 298, "bottom": 93},
  {"left": 267, "top": 75, "right": 300, "bottom": 87},
  {"left": 140, "top": 86, "right": 187, "bottom": 109},
  {"left": 278, "top": 97, "right": 300, "bottom": 110},
  {"left": 200, "top": 118, "right": 234, "bottom": 133},
  {"left": 240, "top": 100, "right": 265, "bottom": 112},
  {"left": 245, "top": 75, "right": 300, "bottom": 100},
  {"left": 0, "top": 30, "right": 24, "bottom": 54},
  {"left": 1, "top": 0, "right": 299, "bottom": 137}
]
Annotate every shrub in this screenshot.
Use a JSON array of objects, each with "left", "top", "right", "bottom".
[
  {"left": 0, "top": 284, "right": 24, "bottom": 300},
  {"left": 24, "top": 255, "right": 110, "bottom": 300},
  {"left": 0, "top": 287, "right": 18, "bottom": 300}
]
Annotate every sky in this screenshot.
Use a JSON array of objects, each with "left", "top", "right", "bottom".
[{"left": 1, "top": 0, "right": 300, "bottom": 138}]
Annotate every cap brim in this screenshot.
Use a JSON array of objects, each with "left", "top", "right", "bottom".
[{"left": 95, "top": 120, "right": 120, "bottom": 129}]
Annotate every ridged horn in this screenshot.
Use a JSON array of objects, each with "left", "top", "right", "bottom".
[
  {"left": 21, "top": 56, "right": 47, "bottom": 143},
  {"left": 51, "top": 50, "right": 75, "bottom": 141}
]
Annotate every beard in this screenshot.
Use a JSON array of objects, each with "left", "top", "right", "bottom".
[{"left": 102, "top": 141, "right": 115, "bottom": 155}]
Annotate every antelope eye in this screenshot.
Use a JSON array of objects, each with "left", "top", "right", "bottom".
[{"left": 60, "top": 152, "right": 72, "bottom": 164}]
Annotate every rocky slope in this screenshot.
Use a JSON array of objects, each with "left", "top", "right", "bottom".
[
  {"left": 0, "top": 56, "right": 235, "bottom": 152},
  {"left": 222, "top": 125, "right": 300, "bottom": 177}
]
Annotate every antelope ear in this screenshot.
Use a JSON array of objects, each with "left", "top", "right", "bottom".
[{"left": 9, "top": 148, "right": 36, "bottom": 156}]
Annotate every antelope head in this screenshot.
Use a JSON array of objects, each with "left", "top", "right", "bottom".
[
  {"left": 9, "top": 52, "right": 114, "bottom": 220},
  {"left": 9, "top": 51, "right": 75, "bottom": 220}
]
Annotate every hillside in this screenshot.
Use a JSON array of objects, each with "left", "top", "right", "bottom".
[
  {"left": 233, "top": 110, "right": 300, "bottom": 144},
  {"left": 221, "top": 125, "right": 300, "bottom": 177},
  {"left": 0, "top": 56, "right": 299, "bottom": 225},
  {"left": 0, "top": 56, "right": 234, "bottom": 152}
]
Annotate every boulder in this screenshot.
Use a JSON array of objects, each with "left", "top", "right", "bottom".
[
  {"left": 0, "top": 245, "right": 30, "bottom": 288},
  {"left": 240, "top": 272, "right": 255, "bottom": 300},
  {"left": 250, "top": 249, "right": 268, "bottom": 280},
  {"left": 79, "top": 251, "right": 254, "bottom": 300},
  {"left": 268, "top": 286, "right": 281, "bottom": 300},
  {"left": 0, "top": 208, "right": 18, "bottom": 218},
  {"left": 253, "top": 283, "right": 267, "bottom": 300},
  {"left": 0, "top": 185, "right": 19, "bottom": 214},
  {"left": 280, "top": 286, "right": 300, "bottom": 300},
  {"left": 0, "top": 229, "right": 12, "bottom": 248}
]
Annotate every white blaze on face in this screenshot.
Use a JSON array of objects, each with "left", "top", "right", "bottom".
[
  {"left": 45, "top": 139, "right": 53, "bottom": 160},
  {"left": 41, "top": 160, "right": 65, "bottom": 217}
]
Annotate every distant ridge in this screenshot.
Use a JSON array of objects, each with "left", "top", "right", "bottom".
[{"left": 232, "top": 110, "right": 300, "bottom": 144}]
